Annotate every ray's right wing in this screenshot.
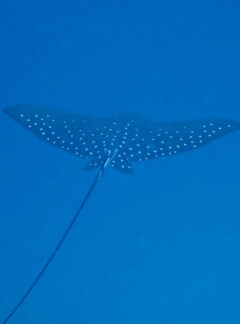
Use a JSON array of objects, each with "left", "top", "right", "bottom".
[{"left": 124, "top": 116, "right": 240, "bottom": 162}]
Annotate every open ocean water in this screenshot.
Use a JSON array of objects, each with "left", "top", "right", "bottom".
[{"left": 0, "top": 1, "right": 240, "bottom": 323}]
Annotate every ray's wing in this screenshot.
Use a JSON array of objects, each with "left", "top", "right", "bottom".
[
  {"left": 4, "top": 105, "right": 112, "bottom": 165},
  {"left": 119, "top": 115, "right": 240, "bottom": 162},
  {"left": 149, "top": 119, "right": 240, "bottom": 158}
]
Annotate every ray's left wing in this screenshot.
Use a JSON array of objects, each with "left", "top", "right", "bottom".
[{"left": 4, "top": 105, "right": 112, "bottom": 164}]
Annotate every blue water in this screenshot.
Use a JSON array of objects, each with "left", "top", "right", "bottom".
[{"left": 1, "top": 1, "right": 240, "bottom": 323}]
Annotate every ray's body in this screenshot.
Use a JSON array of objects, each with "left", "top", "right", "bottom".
[
  {"left": 2, "top": 105, "right": 240, "bottom": 323},
  {"left": 4, "top": 105, "right": 240, "bottom": 173}
]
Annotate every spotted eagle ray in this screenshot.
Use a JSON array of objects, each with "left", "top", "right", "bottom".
[{"left": 2, "top": 104, "right": 240, "bottom": 323}]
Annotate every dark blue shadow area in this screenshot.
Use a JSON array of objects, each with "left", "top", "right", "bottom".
[{"left": 0, "top": 1, "right": 240, "bottom": 323}]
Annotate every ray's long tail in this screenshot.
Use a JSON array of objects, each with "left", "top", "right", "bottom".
[{"left": 1, "top": 161, "right": 107, "bottom": 324}]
